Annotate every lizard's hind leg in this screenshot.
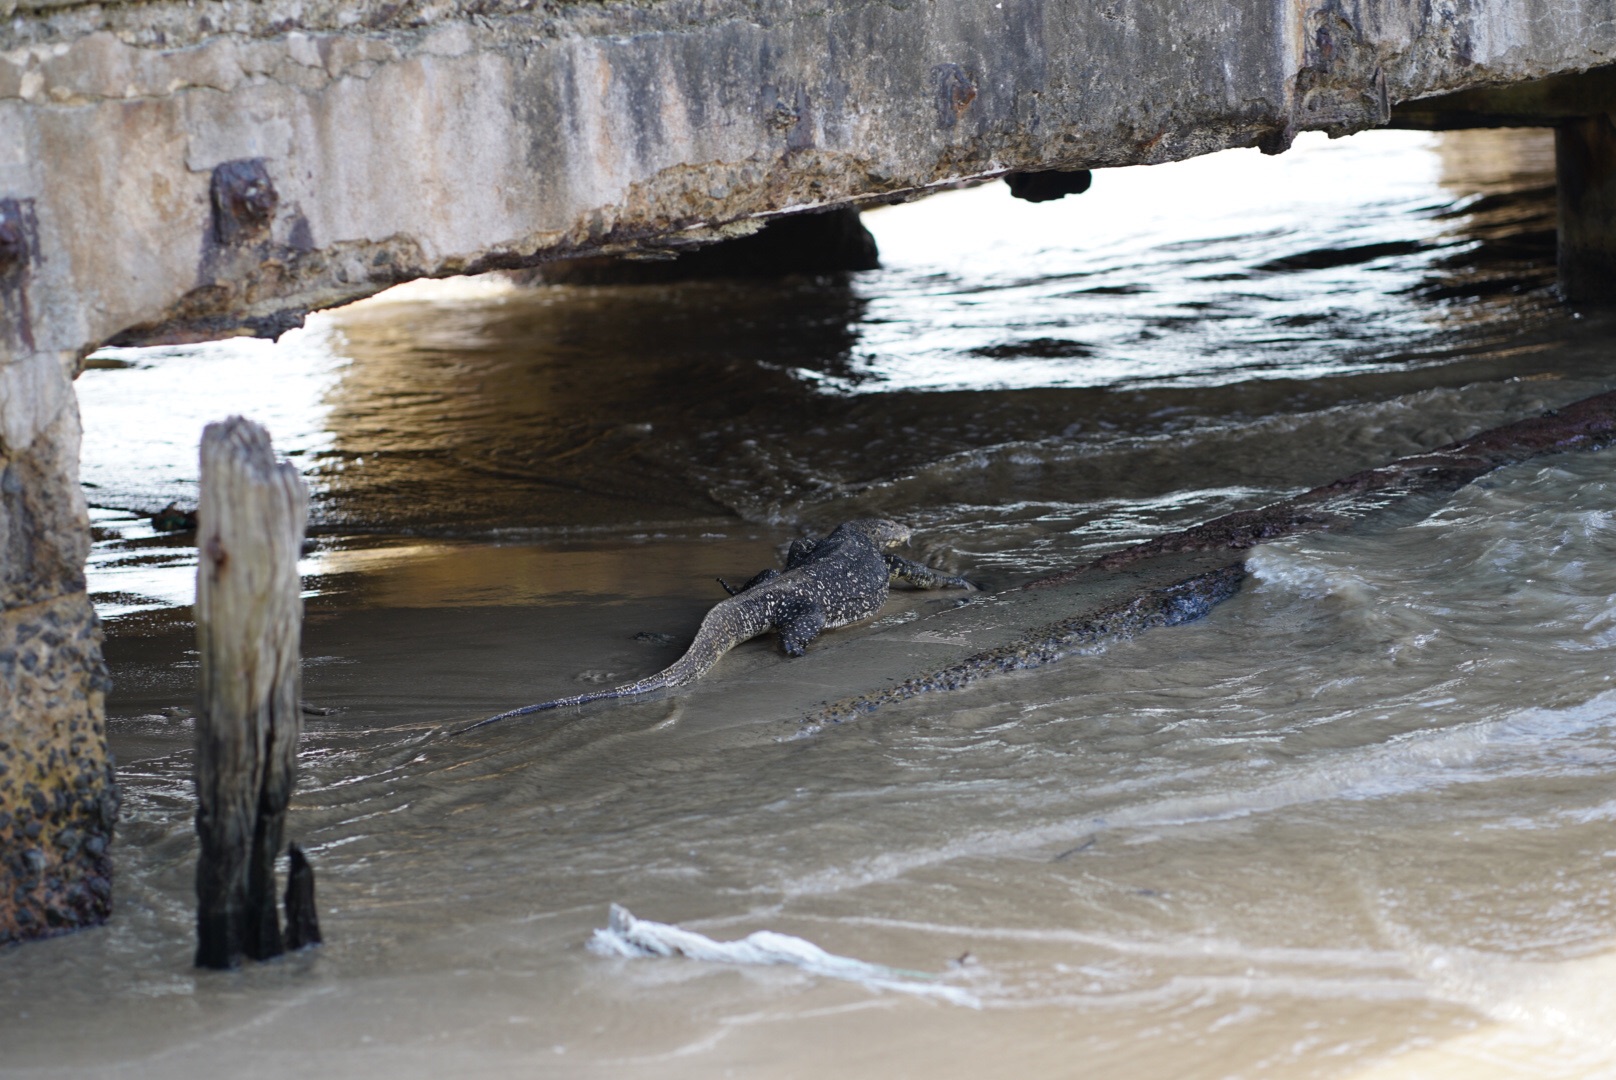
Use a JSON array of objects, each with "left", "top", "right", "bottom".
[{"left": 774, "top": 598, "right": 828, "bottom": 657}]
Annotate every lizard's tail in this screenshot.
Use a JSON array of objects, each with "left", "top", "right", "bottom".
[
  {"left": 453, "top": 597, "right": 770, "bottom": 736},
  {"left": 451, "top": 686, "right": 634, "bottom": 735}
]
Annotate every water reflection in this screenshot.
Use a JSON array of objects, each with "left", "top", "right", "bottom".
[
  {"left": 84, "top": 133, "right": 1570, "bottom": 530},
  {"left": 318, "top": 277, "right": 869, "bottom": 532},
  {"left": 82, "top": 131, "right": 1613, "bottom": 619}
]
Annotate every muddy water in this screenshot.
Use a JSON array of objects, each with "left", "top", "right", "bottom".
[{"left": 6, "top": 128, "right": 1616, "bottom": 1078}]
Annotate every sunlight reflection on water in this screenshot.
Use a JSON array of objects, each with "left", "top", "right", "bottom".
[
  {"left": 78, "top": 129, "right": 1573, "bottom": 620},
  {"left": 850, "top": 131, "right": 1452, "bottom": 392}
]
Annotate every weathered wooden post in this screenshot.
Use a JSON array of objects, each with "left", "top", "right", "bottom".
[{"left": 193, "top": 417, "right": 309, "bottom": 969}]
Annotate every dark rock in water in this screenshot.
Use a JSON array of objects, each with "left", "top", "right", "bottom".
[
  {"left": 1004, "top": 169, "right": 1093, "bottom": 203},
  {"left": 971, "top": 337, "right": 1094, "bottom": 359},
  {"left": 532, "top": 207, "right": 879, "bottom": 284},
  {"left": 283, "top": 844, "right": 321, "bottom": 952},
  {"left": 1256, "top": 239, "right": 1428, "bottom": 273},
  {"left": 150, "top": 502, "right": 198, "bottom": 532}
]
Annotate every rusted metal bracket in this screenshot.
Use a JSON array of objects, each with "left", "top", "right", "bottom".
[{"left": 210, "top": 160, "right": 279, "bottom": 247}]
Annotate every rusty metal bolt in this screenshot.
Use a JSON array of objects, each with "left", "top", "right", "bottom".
[
  {"left": 0, "top": 202, "right": 27, "bottom": 275},
  {"left": 932, "top": 64, "right": 978, "bottom": 130},
  {"left": 211, "top": 159, "right": 279, "bottom": 246},
  {"left": 1315, "top": 24, "right": 1336, "bottom": 64}
]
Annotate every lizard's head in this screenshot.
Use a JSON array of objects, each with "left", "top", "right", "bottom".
[{"left": 847, "top": 518, "right": 912, "bottom": 549}]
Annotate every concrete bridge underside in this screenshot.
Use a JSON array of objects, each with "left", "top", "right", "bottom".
[{"left": 5, "top": 0, "right": 1616, "bottom": 942}]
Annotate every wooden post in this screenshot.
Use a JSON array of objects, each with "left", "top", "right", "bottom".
[{"left": 193, "top": 417, "right": 309, "bottom": 970}]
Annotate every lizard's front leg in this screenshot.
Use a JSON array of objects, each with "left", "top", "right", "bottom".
[
  {"left": 718, "top": 567, "right": 780, "bottom": 596},
  {"left": 885, "top": 554, "right": 976, "bottom": 591},
  {"left": 784, "top": 537, "right": 820, "bottom": 570}
]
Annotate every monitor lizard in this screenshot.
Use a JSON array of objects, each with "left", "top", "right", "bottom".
[{"left": 456, "top": 519, "right": 974, "bottom": 734}]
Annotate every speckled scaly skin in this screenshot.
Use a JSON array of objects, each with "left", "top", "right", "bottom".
[{"left": 457, "top": 519, "right": 973, "bottom": 734}]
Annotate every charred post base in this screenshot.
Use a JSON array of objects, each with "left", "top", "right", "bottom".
[{"left": 282, "top": 843, "right": 321, "bottom": 952}]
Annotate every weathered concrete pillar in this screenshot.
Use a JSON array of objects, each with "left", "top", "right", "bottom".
[
  {"left": 1557, "top": 114, "right": 1616, "bottom": 304},
  {"left": 0, "top": 350, "right": 117, "bottom": 945}
]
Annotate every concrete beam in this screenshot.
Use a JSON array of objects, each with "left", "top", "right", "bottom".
[
  {"left": 4, "top": 0, "right": 1616, "bottom": 356},
  {"left": 1391, "top": 63, "right": 1616, "bottom": 129}
]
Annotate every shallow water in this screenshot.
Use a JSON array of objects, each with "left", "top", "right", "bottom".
[{"left": 6, "top": 128, "right": 1616, "bottom": 1078}]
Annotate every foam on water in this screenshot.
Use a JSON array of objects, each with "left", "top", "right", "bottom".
[{"left": 589, "top": 904, "right": 981, "bottom": 1007}]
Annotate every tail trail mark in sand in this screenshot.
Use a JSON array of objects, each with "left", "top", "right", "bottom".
[
  {"left": 805, "top": 562, "right": 1247, "bottom": 729},
  {"left": 805, "top": 390, "right": 1616, "bottom": 729}
]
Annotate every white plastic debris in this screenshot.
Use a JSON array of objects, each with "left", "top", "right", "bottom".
[{"left": 589, "top": 903, "right": 980, "bottom": 1007}]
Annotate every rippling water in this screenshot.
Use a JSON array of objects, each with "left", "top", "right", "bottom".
[{"left": 7, "top": 128, "right": 1616, "bottom": 1078}]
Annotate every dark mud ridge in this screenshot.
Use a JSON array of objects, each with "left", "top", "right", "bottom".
[{"left": 799, "top": 389, "right": 1616, "bottom": 729}]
